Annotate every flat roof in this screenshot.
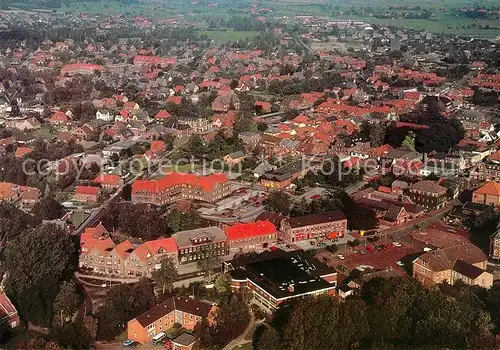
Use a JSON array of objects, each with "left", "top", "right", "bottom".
[{"left": 231, "top": 252, "right": 336, "bottom": 300}]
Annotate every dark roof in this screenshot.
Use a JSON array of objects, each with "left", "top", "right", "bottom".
[
  {"left": 452, "top": 259, "right": 485, "bottom": 279},
  {"left": 261, "top": 160, "right": 305, "bottom": 182},
  {"left": 230, "top": 252, "right": 336, "bottom": 299},
  {"left": 287, "top": 211, "right": 346, "bottom": 229},
  {"left": 255, "top": 211, "right": 285, "bottom": 227},
  {"left": 384, "top": 205, "right": 405, "bottom": 222},
  {"left": 172, "top": 333, "right": 198, "bottom": 346},
  {"left": 134, "top": 296, "right": 213, "bottom": 327}
]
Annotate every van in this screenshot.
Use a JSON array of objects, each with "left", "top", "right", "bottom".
[{"left": 151, "top": 332, "right": 167, "bottom": 345}]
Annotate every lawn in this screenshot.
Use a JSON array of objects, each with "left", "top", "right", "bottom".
[
  {"left": 197, "top": 29, "right": 261, "bottom": 43},
  {"left": 233, "top": 342, "right": 253, "bottom": 350}
]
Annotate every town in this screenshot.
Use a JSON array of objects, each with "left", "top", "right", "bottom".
[{"left": 0, "top": 1, "right": 497, "bottom": 349}]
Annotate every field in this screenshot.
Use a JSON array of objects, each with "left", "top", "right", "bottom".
[
  {"left": 56, "top": 0, "right": 500, "bottom": 39},
  {"left": 197, "top": 29, "right": 260, "bottom": 43}
]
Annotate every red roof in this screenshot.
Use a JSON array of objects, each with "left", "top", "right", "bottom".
[
  {"left": 75, "top": 185, "right": 100, "bottom": 196},
  {"left": 94, "top": 174, "right": 121, "bottom": 187},
  {"left": 61, "top": 63, "right": 102, "bottom": 74},
  {"left": 155, "top": 110, "right": 171, "bottom": 119},
  {"left": 225, "top": 220, "right": 277, "bottom": 241},
  {"left": 0, "top": 292, "right": 17, "bottom": 319},
  {"left": 15, "top": 147, "right": 32, "bottom": 158},
  {"left": 166, "top": 96, "right": 182, "bottom": 105},
  {"left": 50, "top": 111, "right": 70, "bottom": 122},
  {"left": 132, "top": 172, "right": 228, "bottom": 194}
]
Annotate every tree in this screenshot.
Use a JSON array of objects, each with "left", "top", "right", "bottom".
[
  {"left": 96, "top": 279, "right": 155, "bottom": 340},
  {"left": 197, "top": 255, "right": 220, "bottom": 278},
  {"left": 234, "top": 113, "right": 256, "bottom": 134},
  {"left": 214, "top": 273, "right": 232, "bottom": 295},
  {"left": 257, "top": 122, "right": 268, "bottom": 132},
  {"left": 264, "top": 191, "right": 291, "bottom": 215},
  {"left": 151, "top": 256, "right": 178, "bottom": 294},
  {"left": 5, "top": 223, "right": 75, "bottom": 326},
  {"left": 53, "top": 281, "right": 82, "bottom": 326},
  {"left": 32, "top": 197, "right": 66, "bottom": 222},
  {"left": 402, "top": 131, "right": 416, "bottom": 151},
  {"left": 0, "top": 202, "right": 34, "bottom": 243},
  {"left": 257, "top": 326, "right": 281, "bottom": 350},
  {"left": 167, "top": 208, "right": 202, "bottom": 233},
  {"left": 208, "top": 293, "right": 250, "bottom": 346}
]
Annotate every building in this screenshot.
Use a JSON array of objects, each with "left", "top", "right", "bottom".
[
  {"left": 260, "top": 161, "right": 308, "bottom": 189},
  {"left": 74, "top": 186, "right": 101, "bottom": 202},
  {"left": 408, "top": 180, "right": 447, "bottom": 210},
  {"left": 171, "top": 333, "right": 199, "bottom": 350},
  {"left": 413, "top": 243, "right": 492, "bottom": 289},
  {"left": 94, "top": 173, "right": 123, "bottom": 189},
  {"left": 60, "top": 63, "right": 103, "bottom": 76},
  {"left": 489, "top": 220, "right": 500, "bottom": 260},
  {"left": 79, "top": 236, "right": 178, "bottom": 279},
  {"left": 127, "top": 296, "right": 215, "bottom": 344},
  {"left": 177, "top": 117, "right": 211, "bottom": 134},
  {"left": 173, "top": 226, "right": 228, "bottom": 264},
  {"left": 280, "top": 211, "right": 347, "bottom": 243},
  {"left": 225, "top": 221, "right": 277, "bottom": 254},
  {"left": 131, "top": 172, "right": 230, "bottom": 206},
  {"left": 472, "top": 181, "right": 500, "bottom": 207},
  {"left": 0, "top": 293, "right": 20, "bottom": 328},
  {"left": 223, "top": 151, "right": 245, "bottom": 166},
  {"left": 229, "top": 251, "right": 337, "bottom": 311}
]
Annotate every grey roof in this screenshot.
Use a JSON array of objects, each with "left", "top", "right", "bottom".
[
  {"left": 253, "top": 162, "right": 276, "bottom": 176},
  {"left": 172, "top": 333, "right": 198, "bottom": 346},
  {"left": 173, "top": 226, "right": 226, "bottom": 248}
]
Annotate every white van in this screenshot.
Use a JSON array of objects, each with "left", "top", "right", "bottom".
[{"left": 151, "top": 332, "right": 167, "bottom": 345}]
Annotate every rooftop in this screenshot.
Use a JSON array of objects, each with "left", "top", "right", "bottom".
[
  {"left": 231, "top": 251, "right": 336, "bottom": 300},
  {"left": 225, "top": 221, "right": 277, "bottom": 241},
  {"left": 173, "top": 226, "right": 226, "bottom": 248},
  {"left": 287, "top": 211, "right": 346, "bottom": 229}
]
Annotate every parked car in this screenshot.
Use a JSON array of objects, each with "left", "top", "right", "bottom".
[
  {"left": 337, "top": 254, "right": 345, "bottom": 260},
  {"left": 123, "top": 340, "right": 137, "bottom": 347},
  {"left": 396, "top": 260, "right": 404, "bottom": 267},
  {"left": 392, "top": 242, "right": 402, "bottom": 247},
  {"left": 311, "top": 194, "right": 321, "bottom": 200}
]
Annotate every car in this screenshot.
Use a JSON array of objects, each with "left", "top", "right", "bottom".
[
  {"left": 270, "top": 246, "right": 278, "bottom": 251},
  {"left": 392, "top": 242, "right": 402, "bottom": 247},
  {"left": 123, "top": 340, "right": 137, "bottom": 347},
  {"left": 310, "top": 240, "right": 316, "bottom": 245},
  {"left": 396, "top": 261, "right": 404, "bottom": 267},
  {"left": 366, "top": 245, "right": 374, "bottom": 252},
  {"left": 337, "top": 254, "right": 345, "bottom": 260},
  {"left": 311, "top": 194, "right": 321, "bottom": 200}
]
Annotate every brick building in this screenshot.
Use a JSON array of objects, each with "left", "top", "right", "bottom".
[
  {"left": 173, "top": 226, "right": 228, "bottom": 264},
  {"left": 408, "top": 180, "right": 447, "bottom": 210},
  {"left": 79, "top": 235, "right": 178, "bottom": 279},
  {"left": 225, "top": 221, "right": 277, "bottom": 254},
  {"left": 280, "top": 211, "right": 347, "bottom": 243},
  {"left": 127, "top": 296, "right": 215, "bottom": 344},
  {"left": 413, "top": 243, "right": 492, "bottom": 289},
  {"left": 472, "top": 181, "right": 500, "bottom": 207},
  {"left": 74, "top": 185, "right": 101, "bottom": 202},
  {"left": 131, "top": 172, "right": 230, "bottom": 206}
]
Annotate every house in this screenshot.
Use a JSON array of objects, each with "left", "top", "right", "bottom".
[
  {"left": 15, "top": 146, "right": 32, "bottom": 158},
  {"left": 238, "top": 131, "right": 261, "bottom": 151},
  {"left": 79, "top": 236, "right": 178, "bottom": 278},
  {"left": 280, "top": 211, "right": 347, "bottom": 243},
  {"left": 223, "top": 151, "right": 245, "bottom": 166},
  {"left": 225, "top": 221, "right": 277, "bottom": 254},
  {"left": 177, "top": 117, "right": 211, "bottom": 134},
  {"left": 171, "top": 333, "right": 199, "bottom": 350},
  {"left": 74, "top": 185, "right": 101, "bottom": 202},
  {"left": 489, "top": 220, "right": 500, "bottom": 260},
  {"left": 127, "top": 296, "right": 215, "bottom": 344},
  {"left": 0, "top": 182, "right": 18, "bottom": 201},
  {"left": 413, "top": 243, "right": 492, "bottom": 289},
  {"left": 472, "top": 181, "right": 500, "bottom": 207},
  {"left": 252, "top": 162, "right": 276, "bottom": 178},
  {"left": 132, "top": 172, "right": 230, "bottom": 206},
  {"left": 94, "top": 173, "right": 122, "bottom": 189},
  {"left": 0, "top": 293, "right": 20, "bottom": 328},
  {"left": 211, "top": 94, "right": 240, "bottom": 112},
  {"left": 4, "top": 117, "right": 41, "bottom": 131},
  {"left": 173, "top": 226, "right": 228, "bottom": 264},
  {"left": 49, "top": 111, "right": 71, "bottom": 125},
  {"left": 260, "top": 161, "right": 308, "bottom": 189},
  {"left": 96, "top": 109, "right": 114, "bottom": 122},
  {"left": 19, "top": 186, "right": 41, "bottom": 204},
  {"left": 155, "top": 110, "right": 171, "bottom": 120},
  {"left": 255, "top": 101, "right": 272, "bottom": 113},
  {"left": 408, "top": 180, "right": 447, "bottom": 210},
  {"left": 60, "top": 63, "right": 102, "bottom": 76},
  {"left": 229, "top": 251, "right": 337, "bottom": 311}
]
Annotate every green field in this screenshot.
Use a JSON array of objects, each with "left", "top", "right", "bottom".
[{"left": 197, "top": 29, "right": 260, "bottom": 43}]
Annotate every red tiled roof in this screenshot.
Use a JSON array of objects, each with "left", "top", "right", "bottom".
[
  {"left": 132, "top": 172, "right": 228, "bottom": 194},
  {"left": 155, "top": 110, "right": 171, "bottom": 119},
  {"left": 15, "top": 147, "right": 33, "bottom": 158},
  {"left": 75, "top": 185, "right": 100, "bottom": 196},
  {"left": 94, "top": 173, "right": 121, "bottom": 187},
  {"left": 474, "top": 181, "right": 500, "bottom": 197},
  {"left": 61, "top": 63, "right": 103, "bottom": 74},
  {"left": 225, "top": 220, "right": 277, "bottom": 241},
  {"left": 50, "top": 111, "right": 70, "bottom": 122},
  {"left": 166, "top": 96, "right": 182, "bottom": 105},
  {"left": 0, "top": 293, "right": 17, "bottom": 319}
]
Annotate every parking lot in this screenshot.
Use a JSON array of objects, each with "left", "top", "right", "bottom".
[
  {"left": 316, "top": 240, "right": 424, "bottom": 275},
  {"left": 199, "top": 186, "right": 268, "bottom": 219}
]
